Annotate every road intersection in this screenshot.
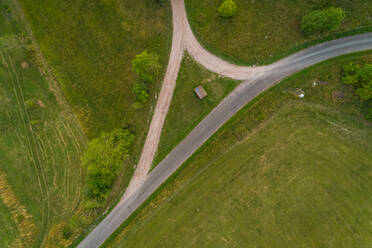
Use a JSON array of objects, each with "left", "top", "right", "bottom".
[{"left": 77, "top": 0, "right": 372, "bottom": 247}]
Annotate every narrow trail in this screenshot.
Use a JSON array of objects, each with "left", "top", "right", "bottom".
[{"left": 122, "top": 0, "right": 185, "bottom": 200}]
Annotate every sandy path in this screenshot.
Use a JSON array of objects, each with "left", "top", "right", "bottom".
[{"left": 122, "top": 0, "right": 185, "bottom": 200}]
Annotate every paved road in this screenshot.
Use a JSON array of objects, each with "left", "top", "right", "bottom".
[{"left": 77, "top": 31, "right": 372, "bottom": 247}]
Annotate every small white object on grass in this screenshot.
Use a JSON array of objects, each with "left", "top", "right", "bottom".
[
  {"left": 312, "top": 81, "right": 317, "bottom": 87},
  {"left": 299, "top": 93, "right": 305, "bottom": 98}
]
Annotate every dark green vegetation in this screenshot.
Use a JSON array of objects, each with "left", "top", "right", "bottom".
[
  {"left": 106, "top": 52, "right": 372, "bottom": 247},
  {"left": 82, "top": 128, "right": 134, "bottom": 209},
  {"left": 342, "top": 62, "right": 372, "bottom": 119},
  {"left": 0, "top": 1, "right": 87, "bottom": 247},
  {"left": 153, "top": 54, "right": 239, "bottom": 166},
  {"left": 302, "top": 7, "right": 345, "bottom": 35},
  {"left": 186, "top": 0, "right": 372, "bottom": 65},
  {"left": 131, "top": 50, "right": 161, "bottom": 108}
]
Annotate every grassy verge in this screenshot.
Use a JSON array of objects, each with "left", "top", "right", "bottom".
[
  {"left": 104, "top": 51, "right": 372, "bottom": 247},
  {"left": 0, "top": 2, "right": 87, "bottom": 247},
  {"left": 153, "top": 54, "right": 240, "bottom": 166},
  {"left": 186, "top": 0, "right": 372, "bottom": 65}
]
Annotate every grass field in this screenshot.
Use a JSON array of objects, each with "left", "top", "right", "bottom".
[
  {"left": 19, "top": 0, "right": 172, "bottom": 138},
  {"left": 186, "top": 0, "right": 372, "bottom": 65},
  {"left": 153, "top": 54, "right": 239, "bottom": 166},
  {"left": 14, "top": 0, "right": 172, "bottom": 245},
  {"left": 105, "top": 52, "right": 372, "bottom": 247},
  {"left": 18, "top": 0, "right": 172, "bottom": 207},
  {"left": 0, "top": 3, "right": 87, "bottom": 247}
]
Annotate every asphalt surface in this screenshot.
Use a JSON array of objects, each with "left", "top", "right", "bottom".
[{"left": 77, "top": 31, "right": 372, "bottom": 248}]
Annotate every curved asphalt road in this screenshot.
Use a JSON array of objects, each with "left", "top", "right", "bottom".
[{"left": 77, "top": 31, "right": 372, "bottom": 248}]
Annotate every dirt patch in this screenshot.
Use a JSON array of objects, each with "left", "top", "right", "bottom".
[
  {"left": 332, "top": 90, "right": 345, "bottom": 102},
  {"left": 37, "top": 99, "right": 46, "bottom": 108},
  {"left": 21, "top": 61, "right": 29, "bottom": 69},
  {"left": 0, "top": 171, "right": 36, "bottom": 247}
]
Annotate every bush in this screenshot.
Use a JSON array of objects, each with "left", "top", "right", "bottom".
[
  {"left": 301, "top": 7, "right": 345, "bottom": 35},
  {"left": 342, "top": 62, "right": 372, "bottom": 119},
  {"left": 356, "top": 81, "right": 372, "bottom": 101},
  {"left": 131, "top": 50, "right": 161, "bottom": 83},
  {"left": 217, "top": 0, "right": 237, "bottom": 18},
  {"left": 133, "top": 83, "right": 149, "bottom": 104},
  {"left": 342, "top": 62, "right": 360, "bottom": 85},
  {"left": 62, "top": 225, "right": 73, "bottom": 239},
  {"left": 81, "top": 128, "right": 134, "bottom": 208}
]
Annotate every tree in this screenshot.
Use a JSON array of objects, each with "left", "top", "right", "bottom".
[
  {"left": 343, "top": 62, "right": 360, "bottom": 77},
  {"left": 356, "top": 81, "right": 372, "bottom": 101},
  {"left": 131, "top": 50, "right": 161, "bottom": 83},
  {"left": 323, "top": 7, "right": 345, "bottom": 31},
  {"left": 301, "top": 7, "right": 345, "bottom": 35},
  {"left": 342, "top": 62, "right": 359, "bottom": 85},
  {"left": 342, "top": 62, "right": 372, "bottom": 121},
  {"left": 217, "top": 0, "right": 237, "bottom": 18},
  {"left": 357, "top": 64, "right": 372, "bottom": 84},
  {"left": 81, "top": 128, "right": 134, "bottom": 208}
]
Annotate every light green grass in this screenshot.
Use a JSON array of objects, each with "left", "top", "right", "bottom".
[
  {"left": 153, "top": 54, "right": 240, "bottom": 166},
  {"left": 186, "top": 0, "right": 372, "bottom": 65},
  {"left": 105, "top": 52, "right": 372, "bottom": 248},
  {"left": 0, "top": 3, "right": 88, "bottom": 247}
]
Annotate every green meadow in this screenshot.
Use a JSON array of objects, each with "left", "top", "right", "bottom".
[
  {"left": 186, "top": 0, "right": 372, "bottom": 65},
  {"left": 106, "top": 52, "right": 372, "bottom": 248},
  {"left": 154, "top": 54, "right": 239, "bottom": 166}
]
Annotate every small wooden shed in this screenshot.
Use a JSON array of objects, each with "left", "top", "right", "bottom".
[{"left": 194, "top": 85, "right": 207, "bottom": 99}]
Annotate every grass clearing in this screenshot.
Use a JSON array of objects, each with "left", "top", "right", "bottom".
[
  {"left": 105, "top": 52, "right": 372, "bottom": 247},
  {"left": 18, "top": 0, "right": 172, "bottom": 219},
  {"left": 186, "top": 0, "right": 372, "bottom": 65},
  {"left": 0, "top": 2, "right": 93, "bottom": 247},
  {"left": 13, "top": 0, "right": 172, "bottom": 245},
  {"left": 19, "top": 0, "right": 172, "bottom": 137},
  {"left": 153, "top": 54, "right": 240, "bottom": 166}
]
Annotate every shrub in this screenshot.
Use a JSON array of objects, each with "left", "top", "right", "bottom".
[
  {"left": 357, "top": 64, "right": 372, "bottom": 84},
  {"left": 217, "top": 0, "right": 237, "bottom": 18},
  {"left": 301, "top": 7, "right": 345, "bottom": 35},
  {"left": 81, "top": 128, "right": 134, "bottom": 208},
  {"left": 133, "top": 83, "right": 149, "bottom": 104},
  {"left": 131, "top": 50, "right": 161, "bottom": 83},
  {"left": 356, "top": 81, "right": 372, "bottom": 101},
  {"left": 62, "top": 225, "right": 73, "bottom": 239},
  {"left": 342, "top": 62, "right": 372, "bottom": 120},
  {"left": 342, "top": 62, "right": 360, "bottom": 85}
]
